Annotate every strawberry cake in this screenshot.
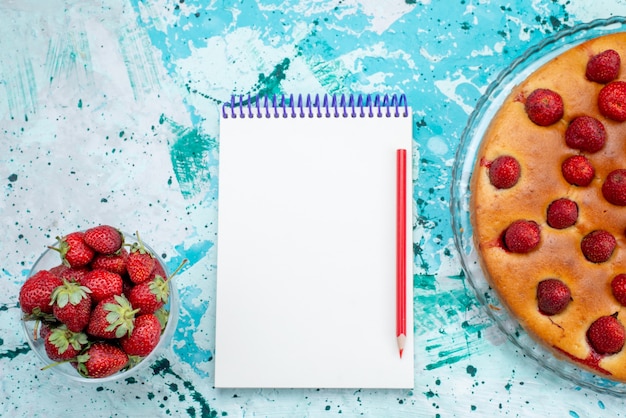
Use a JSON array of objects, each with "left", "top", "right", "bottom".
[{"left": 471, "top": 32, "right": 626, "bottom": 381}]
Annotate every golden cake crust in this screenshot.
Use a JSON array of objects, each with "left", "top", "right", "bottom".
[{"left": 471, "top": 32, "right": 626, "bottom": 380}]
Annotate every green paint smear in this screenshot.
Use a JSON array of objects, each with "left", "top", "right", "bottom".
[
  {"left": 414, "top": 274, "right": 436, "bottom": 291},
  {"left": 0, "top": 342, "right": 30, "bottom": 359},
  {"left": 296, "top": 30, "right": 350, "bottom": 95},
  {"left": 416, "top": 273, "right": 494, "bottom": 370},
  {"left": 415, "top": 277, "right": 480, "bottom": 333},
  {"left": 425, "top": 353, "right": 469, "bottom": 370},
  {"left": 255, "top": 58, "right": 290, "bottom": 97},
  {"left": 151, "top": 358, "right": 224, "bottom": 417},
  {"left": 164, "top": 117, "right": 217, "bottom": 200},
  {"left": 466, "top": 365, "right": 477, "bottom": 377}
]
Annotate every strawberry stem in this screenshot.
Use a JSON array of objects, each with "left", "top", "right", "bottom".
[
  {"left": 41, "top": 358, "right": 75, "bottom": 371},
  {"left": 33, "top": 319, "right": 40, "bottom": 340},
  {"left": 166, "top": 258, "right": 188, "bottom": 283},
  {"left": 133, "top": 231, "right": 152, "bottom": 255}
]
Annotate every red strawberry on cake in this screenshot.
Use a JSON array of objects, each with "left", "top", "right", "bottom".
[
  {"left": 598, "top": 81, "right": 626, "bottom": 121},
  {"left": 488, "top": 155, "right": 521, "bottom": 189},
  {"left": 536, "top": 279, "right": 571, "bottom": 316},
  {"left": 602, "top": 169, "right": 626, "bottom": 206},
  {"left": 587, "top": 314, "right": 625, "bottom": 355},
  {"left": 564, "top": 116, "right": 606, "bottom": 153},
  {"left": 524, "top": 88, "right": 564, "bottom": 126},
  {"left": 561, "top": 155, "right": 595, "bottom": 187},
  {"left": 502, "top": 220, "right": 540, "bottom": 254},
  {"left": 611, "top": 274, "right": 626, "bottom": 306},
  {"left": 546, "top": 198, "right": 578, "bottom": 229},
  {"left": 586, "top": 49, "right": 621, "bottom": 83}
]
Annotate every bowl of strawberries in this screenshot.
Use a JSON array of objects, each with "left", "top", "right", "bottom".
[{"left": 19, "top": 225, "right": 184, "bottom": 382}]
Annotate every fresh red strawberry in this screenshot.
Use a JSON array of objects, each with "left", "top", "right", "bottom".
[
  {"left": 536, "top": 278, "right": 571, "bottom": 315},
  {"left": 599, "top": 81, "right": 626, "bottom": 121},
  {"left": 44, "top": 324, "right": 88, "bottom": 362},
  {"left": 565, "top": 116, "right": 606, "bottom": 153},
  {"left": 39, "top": 322, "right": 53, "bottom": 341},
  {"left": 581, "top": 230, "right": 616, "bottom": 263},
  {"left": 147, "top": 258, "right": 167, "bottom": 282},
  {"left": 586, "top": 49, "right": 621, "bottom": 83},
  {"left": 49, "top": 264, "right": 68, "bottom": 276},
  {"left": 546, "top": 198, "right": 578, "bottom": 229},
  {"left": 129, "top": 278, "right": 169, "bottom": 315},
  {"left": 87, "top": 294, "right": 138, "bottom": 339},
  {"left": 48, "top": 232, "right": 95, "bottom": 268},
  {"left": 129, "top": 259, "right": 186, "bottom": 314},
  {"left": 561, "top": 155, "right": 595, "bottom": 186},
  {"left": 50, "top": 265, "right": 90, "bottom": 284},
  {"left": 611, "top": 274, "right": 626, "bottom": 306},
  {"left": 122, "top": 276, "right": 134, "bottom": 299},
  {"left": 587, "top": 313, "right": 625, "bottom": 355},
  {"left": 488, "top": 155, "right": 521, "bottom": 189},
  {"left": 19, "top": 269, "right": 63, "bottom": 316},
  {"left": 81, "top": 269, "right": 123, "bottom": 303},
  {"left": 91, "top": 248, "right": 129, "bottom": 276},
  {"left": 76, "top": 342, "right": 129, "bottom": 378},
  {"left": 50, "top": 280, "right": 92, "bottom": 332},
  {"left": 503, "top": 220, "right": 540, "bottom": 253},
  {"left": 524, "top": 88, "right": 564, "bottom": 126},
  {"left": 127, "top": 233, "right": 156, "bottom": 284},
  {"left": 602, "top": 169, "right": 626, "bottom": 206},
  {"left": 120, "top": 314, "right": 162, "bottom": 357},
  {"left": 84, "top": 225, "right": 124, "bottom": 255}
]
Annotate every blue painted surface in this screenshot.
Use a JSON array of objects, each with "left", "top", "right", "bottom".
[{"left": 2, "top": 0, "right": 626, "bottom": 416}]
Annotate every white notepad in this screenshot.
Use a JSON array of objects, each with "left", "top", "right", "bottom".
[{"left": 215, "top": 94, "right": 414, "bottom": 388}]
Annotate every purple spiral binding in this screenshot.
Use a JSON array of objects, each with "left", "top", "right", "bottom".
[{"left": 221, "top": 93, "right": 409, "bottom": 119}]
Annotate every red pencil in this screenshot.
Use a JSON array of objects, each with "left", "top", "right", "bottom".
[{"left": 396, "top": 149, "right": 407, "bottom": 358}]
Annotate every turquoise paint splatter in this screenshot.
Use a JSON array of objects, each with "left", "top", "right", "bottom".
[
  {"left": 254, "top": 58, "right": 290, "bottom": 97},
  {"left": 151, "top": 358, "right": 223, "bottom": 417},
  {"left": 414, "top": 274, "right": 436, "bottom": 292},
  {"left": 164, "top": 117, "right": 218, "bottom": 200},
  {"left": 425, "top": 354, "right": 470, "bottom": 371},
  {"left": 172, "top": 240, "right": 213, "bottom": 270},
  {"left": 418, "top": 273, "right": 492, "bottom": 370},
  {"left": 414, "top": 274, "right": 486, "bottom": 335},
  {"left": 424, "top": 389, "right": 437, "bottom": 399},
  {"left": 174, "top": 284, "right": 212, "bottom": 377},
  {"left": 0, "top": 342, "right": 30, "bottom": 360}
]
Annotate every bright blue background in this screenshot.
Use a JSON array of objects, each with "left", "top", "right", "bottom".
[{"left": 1, "top": 1, "right": 625, "bottom": 416}]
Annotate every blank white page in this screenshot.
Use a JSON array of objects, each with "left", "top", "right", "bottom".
[{"left": 215, "top": 96, "right": 414, "bottom": 388}]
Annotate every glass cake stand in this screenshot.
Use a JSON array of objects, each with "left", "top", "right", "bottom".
[{"left": 451, "top": 16, "right": 626, "bottom": 395}]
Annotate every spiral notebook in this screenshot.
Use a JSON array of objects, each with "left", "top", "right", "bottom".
[{"left": 215, "top": 93, "right": 414, "bottom": 388}]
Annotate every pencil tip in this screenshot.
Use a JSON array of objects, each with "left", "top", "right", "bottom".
[{"left": 397, "top": 333, "right": 406, "bottom": 359}]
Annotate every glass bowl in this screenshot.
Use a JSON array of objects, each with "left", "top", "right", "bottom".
[
  {"left": 21, "top": 231, "right": 179, "bottom": 383},
  {"left": 451, "top": 17, "right": 626, "bottom": 395}
]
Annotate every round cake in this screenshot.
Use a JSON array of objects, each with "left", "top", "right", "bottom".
[{"left": 471, "top": 32, "right": 626, "bottom": 381}]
